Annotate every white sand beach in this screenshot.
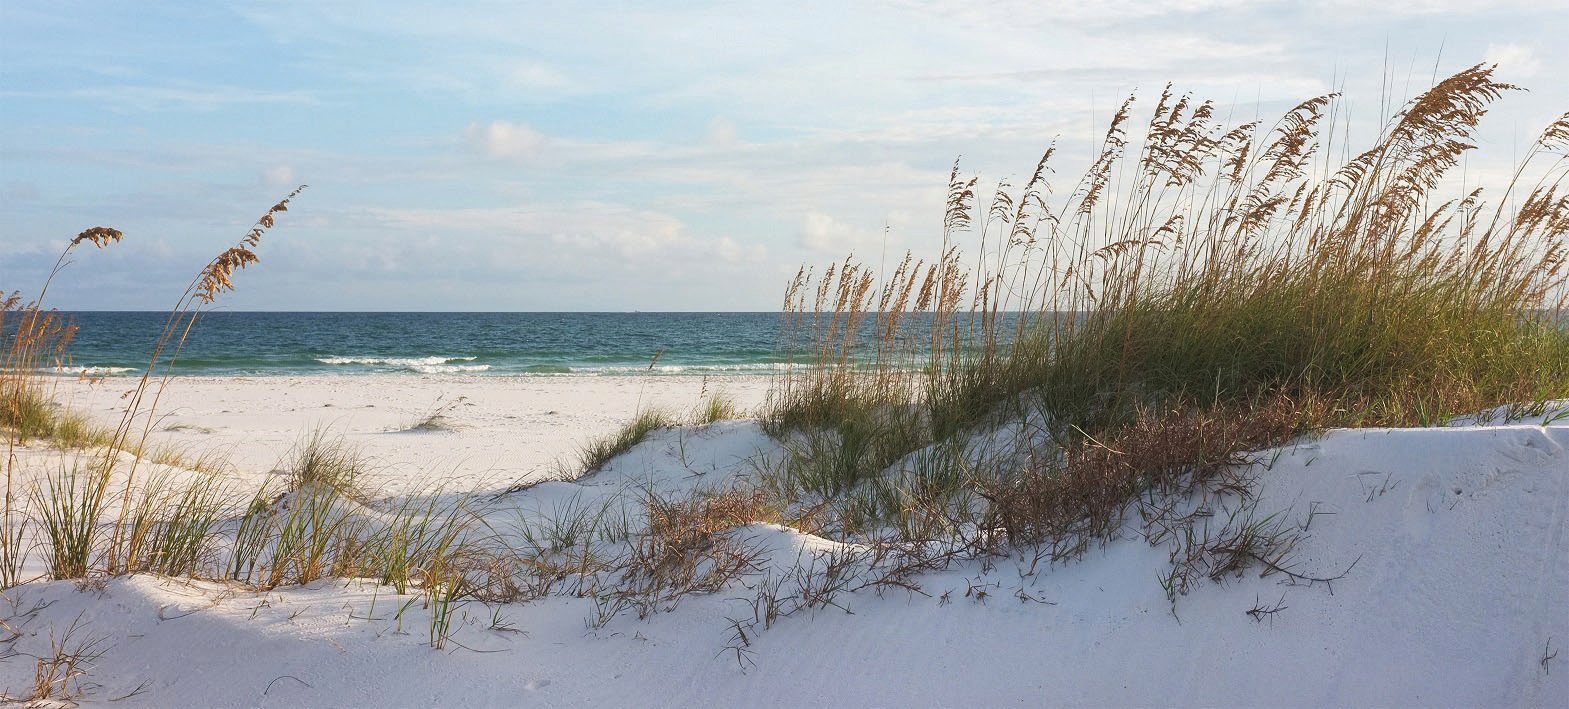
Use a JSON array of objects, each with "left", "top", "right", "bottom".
[
  {"left": 44, "top": 374, "right": 774, "bottom": 492},
  {"left": 1, "top": 375, "right": 1564, "bottom": 706}
]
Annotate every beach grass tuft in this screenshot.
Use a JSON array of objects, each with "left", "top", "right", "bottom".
[
  {"left": 692, "top": 391, "right": 742, "bottom": 425},
  {"left": 285, "top": 428, "right": 368, "bottom": 498},
  {"left": 576, "top": 408, "right": 678, "bottom": 475}
]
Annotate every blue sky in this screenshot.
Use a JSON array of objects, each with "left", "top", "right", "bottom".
[{"left": 3, "top": 1, "right": 1566, "bottom": 310}]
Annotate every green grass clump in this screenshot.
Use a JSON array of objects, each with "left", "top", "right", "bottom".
[
  {"left": 1008, "top": 261, "right": 1569, "bottom": 436},
  {"left": 765, "top": 404, "right": 926, "bottom": 501},
  {"left": 267, "top": 482, "right": 356, "bottom": 587},
  {"left": 117, "top": 471, "right": 228, "bottom": 577},
  {"left": 1, "top": 383, "right": 60, "bottom": 442},
  {"left": 576, "top": 408, "right": 678, "bottom": 475},
  {"left": 370, "top": 491, "right": 473, "bottom": 594},
  {"left": 0, "top": 383, "right": 115, "bottom": 449},
  {"left": 286, "top": 429, "right": 369, "bottom": 497},
  {"left": 691, "top": 391, "right": 742, "bottom": 425},
  {"left": 30, "top": 464, "right": 108, "bottom": 580}
]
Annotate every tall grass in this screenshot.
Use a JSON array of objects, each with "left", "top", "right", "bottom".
[
  {"left": 117, "top": 471, "right": 228, "bottom": 577},
  {"left": 2, "top": 188, "right": 305, "bottom": 585},
  {"left": 0, "top": 187, "right": 509, "bottom": 634},
  {"left": 767, "top": 64, "right": 1569, "bottom": 547},
  {"left": 2, "top": 230, "right": 122, "bottom": 585},
  {"left": 29, "top": 462, "right": 108, "bottom": 580},
  {"left": 99, "top": 186, "right": 307, "bottom": 573}
]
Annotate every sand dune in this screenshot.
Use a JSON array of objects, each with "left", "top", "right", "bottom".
[{"left": 2, "top": 377, "right": 1563, "bottom": 706}]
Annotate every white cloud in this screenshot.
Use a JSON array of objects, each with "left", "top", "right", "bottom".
[
  {"left": 262, "top": 165, "right": 296, "bottom": 187},
  {"left": 706, "top": 117, "right": 739, "bottom": 148},
  {"left": 800, "top": 211, "right": 889, "bottom": 254},
  {"left": 1483, "top": 43, "right": 1542, "bottom": 78},
  {"left": 715, "top": 236, "right": 766, "bottom": 263},
  {"left": 505, "top": 62, "right": 576, "bottom": 93},
  {"left": 465, "top": 120, "right": 547, "bottom": 160},
  {"left": 1321, "top": 0, "right": 1545, "bottom": 13},
  {"left": 340, "top": 200, "right": 764, "bottom": 276},
  {"left": 0, "top": 85, "right": 316, "bottom": 112}
]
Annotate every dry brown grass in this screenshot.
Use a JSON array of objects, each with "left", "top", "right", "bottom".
[
  {"left": 759, "top": 64, "right": 1569, "bottom": 604},
  {"left": 0, "top": 613, "right": 110, "bottom": 704},
  {"left": 772, "top": 66, "right": 1566, "bottom": 480},
  {"left": 979, "top": 394, "right": 1319, "bottom": 552},
  {"left": 589, "top": 487, "right": 774, "bottom": 624}
]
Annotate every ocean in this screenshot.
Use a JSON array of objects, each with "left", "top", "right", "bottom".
[{"left": 52, "top": 312, "right": 796, "bottom": 377}]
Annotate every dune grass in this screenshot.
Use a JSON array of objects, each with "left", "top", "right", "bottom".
[
  {"left": 765, "top": 65, "right": 1569, "bottom": 559},
  {"left": 692, "top": 390, "right": 742, "bottom": 425},
  {"left": 117, "top": 470, "right": 228, "bottom": 577},
  {"left": 575, "top": 408, "right": 679, "bottom": 475},
  {"left": 285, "top": 429, "right": 368, "bottom": 497},
  {"left": 3, "top": 232, "right": 123, "bottom": 586},
  {"left": 399, "top": 395, "right": 466, "bottom": 433},
  {"left": 29, "top": 462, "right": 108, "bottom": 581},
  {"left": 0, "top": 612, "right": 110, "bottom": 703},
  {"left": 2, "top": 189, "right": 306, "bottom": 585},
  {"left": 569, "top": 390, "right": 750, "bottom": 477},
  {"left": 0, "top": 187, "right": 526, "bottom": 649}
]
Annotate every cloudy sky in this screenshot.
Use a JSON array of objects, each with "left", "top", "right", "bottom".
[{"left": 2, "top": 1, "right": 1565, "bottom": 310}]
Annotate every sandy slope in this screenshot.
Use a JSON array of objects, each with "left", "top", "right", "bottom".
[{"left": 2, "top": 376, "right": 1565, "bottom": 706}]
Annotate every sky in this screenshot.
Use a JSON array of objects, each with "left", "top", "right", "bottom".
[{"left": 2, "top": 0, "right": 1567, "bottom": 311}]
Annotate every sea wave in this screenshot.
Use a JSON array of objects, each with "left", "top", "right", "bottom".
[
  {"left": 520, "top": 364, "right": 574, "bottom": 374},
  {"left": 408, "top": 364, "right": 492, "bottom": 374},
  {"left": 316, "top": 356, "right": 478, "bottom": 367},
  {"left": 627, "top": 362, "right": 796, "bottom": 374},
  {"left": 314, "top": 357, "right": 794, "bottom": 375},
  {"left": 525, "top": 362, "right": 797, "bottom": 376},
  {"left": 50, "top": 365, "right": 138, "bottom": 376}
]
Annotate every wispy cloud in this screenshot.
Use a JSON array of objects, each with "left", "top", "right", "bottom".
[
  {"left": 465, "top": 121, "right": 548, "bottom": 160},
  {"left": 0, "top": 85, "right": 317, "bottom": 112}
]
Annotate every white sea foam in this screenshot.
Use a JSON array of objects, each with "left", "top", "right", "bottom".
[
  {"left": 316, "top": 356, "right": 477, "bottom": 367},
  {"left": 511, "top": 362, "right": 798, "bottom": 376},
  {"left": 621, "top": 363, "right": 795, "bottom": 374},
  {"left": 408, "top": 364, "right": 492, "bottom": 374},
  {"left": 50, "top": 365, "right": 138, "bottom": 376},
  {"left": 313, "top": 356, "right": 798, "bottom": 376}
]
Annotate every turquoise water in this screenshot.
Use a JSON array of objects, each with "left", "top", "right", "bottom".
[{"left": 51, "top": 312, "right": 797, "bottom": 376}]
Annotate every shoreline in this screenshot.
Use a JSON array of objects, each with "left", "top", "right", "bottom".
[{"left": 42, "top": 369, "right": 796, "bottom": 378}]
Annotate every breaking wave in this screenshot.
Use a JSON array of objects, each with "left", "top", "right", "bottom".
[
  {"left": 316, "top": 356, "right": 478, "bottom": 367},
  {"left": 407, "top": 364, "right": 492, "bottom": 374},
  {"left": 50, "top": 365, "right": 138, "bottom": 376}
]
